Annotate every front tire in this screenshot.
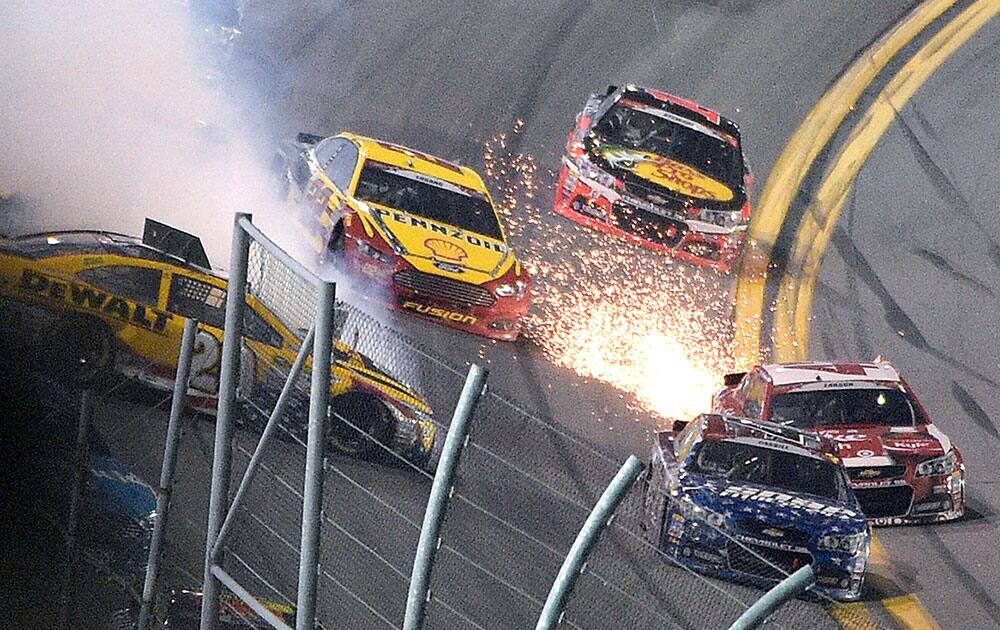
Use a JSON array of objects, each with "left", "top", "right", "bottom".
[
  {"left": 328, "top": 392, "right": 393, "bottom": 459},
  {"left": 51, "top": 317, "right": 116, "bottom": 386}
]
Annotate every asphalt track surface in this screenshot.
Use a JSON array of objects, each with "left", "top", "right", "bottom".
[{"left": 5, "top": 1, "right": 998, "bottom": 628}]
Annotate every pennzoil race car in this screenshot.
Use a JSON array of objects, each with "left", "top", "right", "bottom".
[
  {"left": 642, "top": 414, "right": 870, "bottom": 601},
  {"left": 276, "top": 132, "right": 530, "bottom": 341},
  {"left": 555, "top": 84, "right": 751, "bottom": 271},
  {"left": 0, "top": 221, "right": 436, "bottom": 468},
  {"left": 712, "top": 361, "right": 965, "bottom": 525}
]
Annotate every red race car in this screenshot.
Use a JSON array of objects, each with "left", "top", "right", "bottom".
[
  {"left": 554, "top": 84, "right": 751, "bottom": 271},
  {"left": 712, "top": 361, "right": 965, "bottom": 525}
]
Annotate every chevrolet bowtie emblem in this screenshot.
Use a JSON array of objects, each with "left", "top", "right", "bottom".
[
  {"left": 761, "top": 528, "right": 784, "bottom": 538},
  {"left": 858, "top": 468, "right": 880, "bottom": 479}
]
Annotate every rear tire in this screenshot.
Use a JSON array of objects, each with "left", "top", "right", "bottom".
[{"left": 328, "top": 392, "right": 393, "bottom": 459}]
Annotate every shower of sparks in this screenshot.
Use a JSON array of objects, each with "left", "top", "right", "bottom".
[{"left": 484, "top": 122, "right": 738, "bottom": 424}]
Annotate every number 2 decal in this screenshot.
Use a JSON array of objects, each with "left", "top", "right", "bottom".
[{"left": 189, "top": 329, "right": 222, "bottom": 395}]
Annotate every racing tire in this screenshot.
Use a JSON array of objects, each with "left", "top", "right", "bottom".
[
  {"left": 51, "top": 316, "right": 116, "bottom": 386},
  {"left": 328, "top": 392, "right": 393, "bottom": 459}
]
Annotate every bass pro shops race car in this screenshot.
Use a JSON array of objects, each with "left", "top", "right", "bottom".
[
  {"left": 555, "top": 84, "right": 751, "bottom": 271},
  {"left": 712, "top": 361, "right": 965, "bottom": 525},
  {"left": 642, "top": 414, "right": 871, "bottom": 601},
  {"left": 0, "top": 221, "right": 436, "bottom": 468},
  {"left": 277, "top": 132, "right": 530, "bottom": 341}
]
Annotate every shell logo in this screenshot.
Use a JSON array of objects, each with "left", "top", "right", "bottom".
[{"left": 424, "top": 238, "right": 467, "bottom": 262}]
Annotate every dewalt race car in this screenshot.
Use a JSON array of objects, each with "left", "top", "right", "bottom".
[
  {"left": 555, "top": 84, "right": 752, "bottom": 271},
  {"left": 642, "top": 415, "right": 871, "bottom": 601},
  {"left": 0, "top": 220, "right": 436, "bottom": 468},
  {"left": 276, "top": 132, "right": 530, "bottom": 341}
]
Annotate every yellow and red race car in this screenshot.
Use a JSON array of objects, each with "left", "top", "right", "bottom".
[
  {"left": 277, "top": 132, "right": 530, "bottom": 341},
  {"left": 0, "top": 221, "right": 436, "bottom": 468}
]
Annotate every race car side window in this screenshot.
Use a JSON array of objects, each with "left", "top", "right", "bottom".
[
  {"left": 76, "top": 265, "right": 162, "bottom": 306},
  {"left": 674, "top": 418, "right": 701, "bottom": 462},
  {"left": 320, "top": 139, "right": 359, "bottom": 191},
  {"left": 167, "top": 274, "right": 226, "bottom": 329},
  {"left": 743, "top": 373, "right": 766, "bottom": 419},
  {"left": 313, "top": 137, "right": 340, "bottom": 166}
]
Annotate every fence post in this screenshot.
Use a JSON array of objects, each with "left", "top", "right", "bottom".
[
  {"left": 200, "top": 212, "right": 251, "bottom": 630},
  {"left": 536, "top": 455, "right": 645, "bottom": 630},
  {"left": 138, "top": 318, "right": 198, "bottom": 630},
  {"left": 404, "top": 363, "right": 488, "bottom": 630},
  {"left": 296, "top": 280, "right": 336, "bottom": 630},
  {"left": 728, "top": 565, "right": 815, "bottom": 630},
  {"left": 60, "top": 388, "right": 94, "bottom": 629}
]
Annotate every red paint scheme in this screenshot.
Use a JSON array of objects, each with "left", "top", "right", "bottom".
[
  {"left": 712, "top": 361, "right": 965, "bottom": 526},
  {"left": 335, "top": 213, "right": 530, "bottom": 341},
  {"left": 554, "top": 164, "right": 748, "bottom": 271},
  {"left": 554, "top": 85, "right": 751, "bottom": 273}
]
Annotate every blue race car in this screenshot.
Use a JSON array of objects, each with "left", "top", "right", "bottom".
[{"left": 641, "top": 414, "right": 871, "bottom": 601}]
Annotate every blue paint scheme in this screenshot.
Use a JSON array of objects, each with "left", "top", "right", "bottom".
[
  {"left": 89, "top": 453, "right": 157, "bottom": 524},
  {"left": 643, "top": 414, "right": 871, "bottom": 601}
]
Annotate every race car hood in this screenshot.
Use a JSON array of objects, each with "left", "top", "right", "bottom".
[
  {"left": 687, "top": 476, "right": 865, "bottom": 531},
  {"left": 817, "top": 424, "right": 950, "bottom": 462},
  {"left": 358, "top": 202, "right": 513, "bottom": 284}
]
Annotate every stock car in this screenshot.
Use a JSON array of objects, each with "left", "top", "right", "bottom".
[
  {"left": 276, "top": 132, "right": 530, "bottom": 341},
  {"left": 0, "top": 220, "right": 436, "bottom": 468},
  {"left": 642, "top": 414, "right": 871, "bottom": 601},
  {"left": 555, "top": 84, "right": 752, "bottom": 271},
  {"left": 712, "top": 361, "right": 965, "bottom": 525}
]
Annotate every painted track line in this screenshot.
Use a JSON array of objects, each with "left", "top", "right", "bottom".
[
  {"left": 732, "top": 0, "right": 958, "bottom": 367},
  {"left": 774, "top": 0, "right": 1000, "bottom": 361}
]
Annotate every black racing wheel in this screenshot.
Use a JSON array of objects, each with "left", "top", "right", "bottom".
[{"left": 328, "top": 391, "right": 393, "bottom": 459}]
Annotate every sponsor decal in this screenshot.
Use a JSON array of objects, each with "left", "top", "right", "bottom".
[
  {"left": 719, "top": 485, "right": 858, "bottom": 518},
  {"left": 424, "top": 238, "right": 467, "bottom": 262},
  {"left": 856, "top": 449, "right": 875, "bottom": 457},
  {"left": 596, "top": 146, "right": 734, "bottom": 202},
  {"left": 734, "top": 534, "right": 804, "bottom": 553},
  {"left": 371, "top": 207, "right": 506, "bottom": 254},
  {"left": 19, "top": 268, "right": 172, "bottom": 333},
  {"left": 401, "top": 300, "right": 477, "bottom": 325}
]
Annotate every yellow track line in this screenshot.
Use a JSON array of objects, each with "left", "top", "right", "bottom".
[
  {"left": 732, "top": 0, "right": 958, "bottom": 367},
  {"left": 776, "top": 0, "right": 1000, "bottom": 361}
]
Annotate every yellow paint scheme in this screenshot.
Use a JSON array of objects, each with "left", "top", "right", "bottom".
[
  {"left": 0, "top": 244, "right": 430, "bottom": 416},
  {"left": 595, "top": 145, "right": 734, "bottom": 202},
  {"left": 301, "top": 132, "right": 521, "bottom": 286}
]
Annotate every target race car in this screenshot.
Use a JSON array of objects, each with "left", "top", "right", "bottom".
[
  {"left": 0, "top": 221, "right": 436, "bottom": 468},
  {"left": 276, "top": 132, "right": 530, "bottom": 341},
  {"left": 642, "top": 414, "right": 870, "bottom": 601},
  {"left": 555, "top": 84, "right": 751, "bottom": 271},
  {"left": 712, "top": 362, "right": 965, "bottom": 525}
]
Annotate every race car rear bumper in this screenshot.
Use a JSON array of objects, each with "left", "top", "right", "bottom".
[{"left": 553, "top": 161, "right": 746, "bottom": 272}]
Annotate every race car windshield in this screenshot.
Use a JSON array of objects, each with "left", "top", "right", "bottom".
[
  {"left": 693, "top": 441, "right": 849, "bottom": 502},
  {"left": 590, "top": 102, "right": 743, "bottom": 187},
  {"left": 355, "top": 161, "right": 502, "bottom": 240},
  {"left": 769, "top": 387, "right": 927, "bottom": 429}
]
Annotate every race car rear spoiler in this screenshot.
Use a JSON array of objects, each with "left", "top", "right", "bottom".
[{"left": 142, "top": 218, "right": 211, "bottom": 268}]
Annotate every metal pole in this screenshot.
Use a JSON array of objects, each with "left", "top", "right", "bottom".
[
  {"left": 138, "top": 318, "right": 198, "bottom": 630},
  {"left": 211, "top": 325, "right": 315, "bottom": 562},
  {"left": 728, "top": 565, "right": 815, "bottom": 630},
  {"left": 536, "top": 455, "right": 645, "bottom": 630},
  {"left": 60, "top": 388, "right": 94, "bottom": 629},
  {"left": 201, "top": 212, "right": 251, "bottom": 630},
  {"left": 295, "top": 280, "right": 336, "bottom": 630},
  {"left": 404, "top": 363, "right": 488, "bottom": 630}
]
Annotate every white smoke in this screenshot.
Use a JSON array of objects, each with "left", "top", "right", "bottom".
[{"left": 0, "top": 0, "right": 276, "bottom": 269}]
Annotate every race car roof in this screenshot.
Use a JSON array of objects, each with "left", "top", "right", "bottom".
[
  {"left": 618, "top": 84, "right": 741, "bottom": 145},
  {"left": 342, "top": 132, "right": 488, "bottom": 194},
  {"left": 699, "top": 413, "right": 839, "bottom": 458},
  {"left": 762, "top": 361, "right": 901, "bottom": 386}
]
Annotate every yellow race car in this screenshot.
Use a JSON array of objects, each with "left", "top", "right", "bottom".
[
  {"left": 0, "top": 221, "right": 436, "bottom": 467},
  {"left": 276, "top": 132, "right": 530, "bottom": 341}
]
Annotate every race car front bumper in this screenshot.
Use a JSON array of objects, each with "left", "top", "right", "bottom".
[
  {"left": 852, "top": 466, "right": 965, "bottom": 526},
  {"left": 553, "top": 160, "right": 746, "bottom": 272},
  {"left": 343, "top": 242, "right": 529, "bottom": 341}
]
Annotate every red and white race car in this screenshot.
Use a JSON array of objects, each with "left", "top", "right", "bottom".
[
  {"left": 712, "top": 361, "right": 965, "bottom": 526},
  {"left": 554, "top": 84, "right": 751, "bottom": 271}
]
